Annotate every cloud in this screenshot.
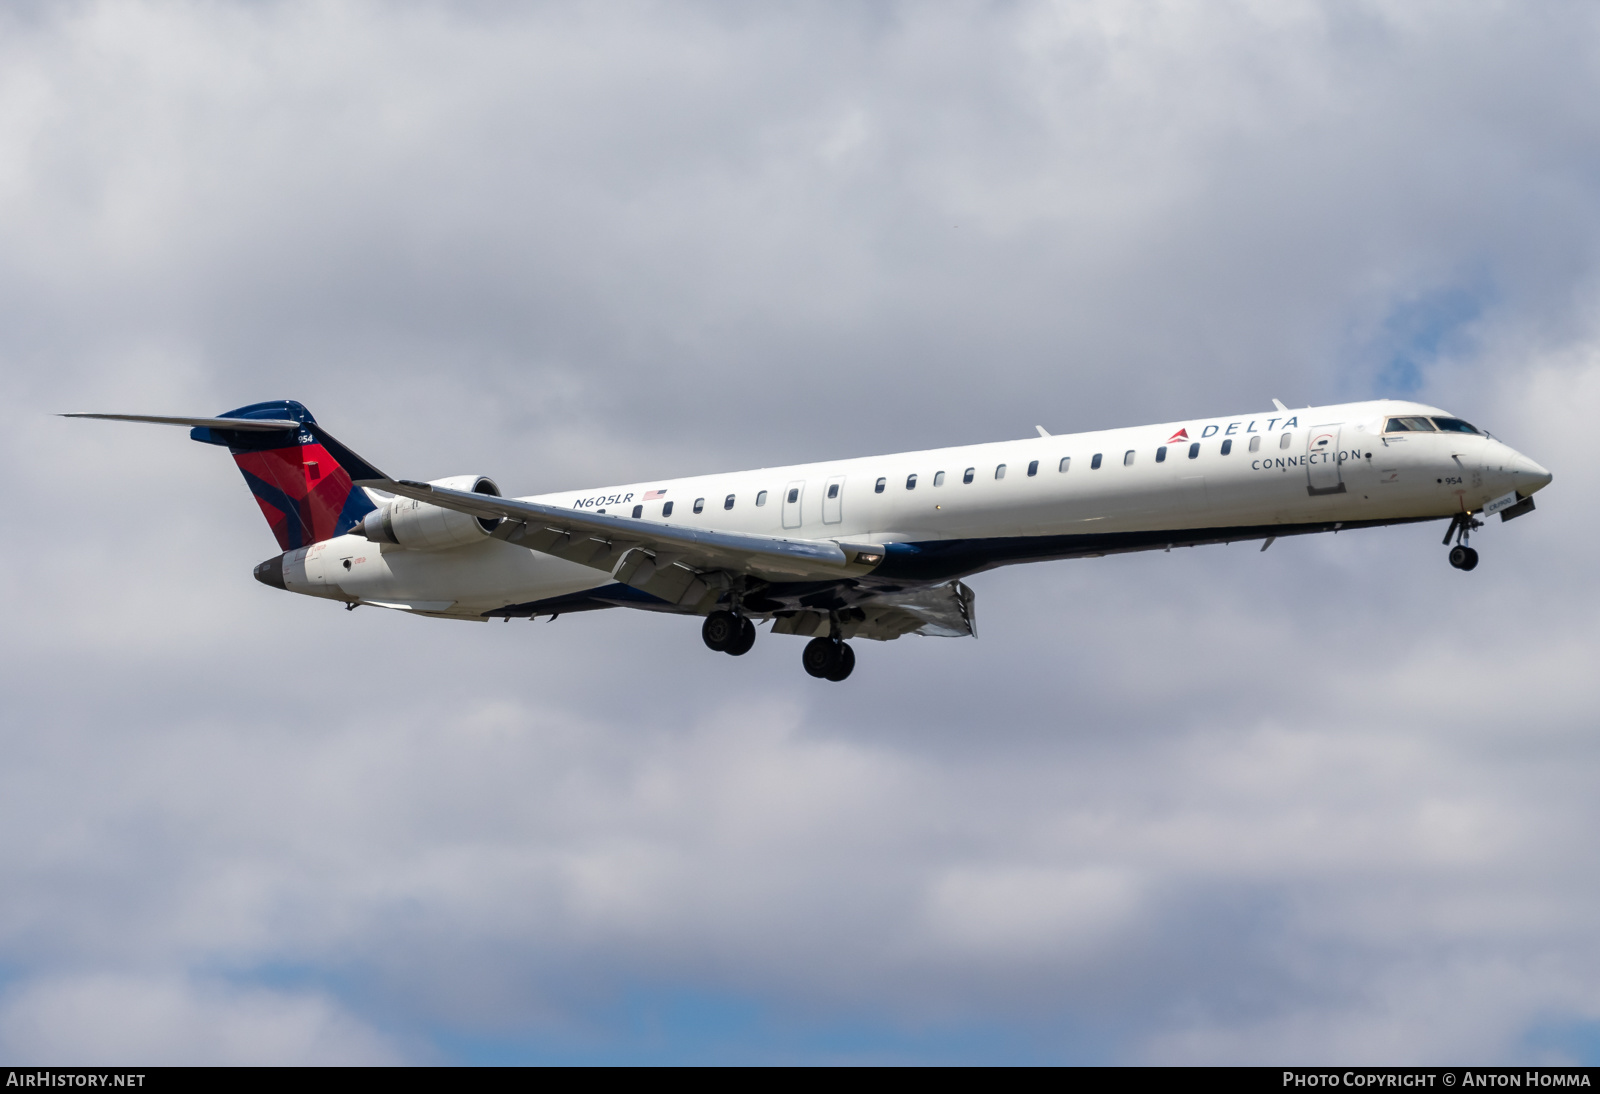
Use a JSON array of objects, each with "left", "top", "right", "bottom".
[
  {"left": 0, "top": 0, "right": 1598, "bottom": 1064},
  {"left": 0, "top": 975, "right": 398, "bottom": 1065}
]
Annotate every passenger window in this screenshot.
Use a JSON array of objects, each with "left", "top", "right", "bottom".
[
  {"left": 788, "top": 487, "right": 800, "bottom": 503},
  {"left": 1384, "top": 416, "right": 1436, "bottom": 433},
  {"left": 874, "top": 477, "right": 886, "bottom": 493},
  {"left": 1220, "top": 439, "right": 1232, "bottom": 455},
  {"left": 1156, "top": 446, "right": 1167, "bottom": 463},
  {"left": 963, "top": 467, "right": 975, "bottom": 484},
  {"left": 632, "top": 504, "right": 642, "bottom": 518},
  {"left": 662, "top": 501, "right": 674, "bottom": 517},
  {"left": 933, "top": 471, "right": 945, "bottom": 486},
  {"left": 1123, "top": 450, "right": 1135, "bottom": 466},
  {"left": 1188, "top": 443, "right": 1199, "bottom": 459},
  {"left": 693, "top": 498, "right": 705, "bottom": 514},
  {"left": 1279, "top": 432, "right": 1292, "bottom": 450},
  {"left": 1027, "top": 460, "right": 1039, "bottom": 476},
  {"left": 756, "top": 490, "right": 768, "bottom": 507},
  {"left": 995, "top": 464, "right": 1006, "bottom": 479},
  {"left": 827, "top": 483, "right": 840, "bottom": 498},
  {"left": 1249, "top": 435, "right": 1261, "bottom": 452},
  {"left": 1432, "top": 417, "right": 1480, "bottom": 434},
  {"left": 906, "top": 474, "right": 917, "bottom": 490},
  {"left": 1091, "top": 453, "right": 1102, "bottom": 470},
  {"left": 1058, "top": 457, "right": 1070, "bottom": 472},
  {"left": 724, "top": 494, "right": 735, "bottom": 510}
]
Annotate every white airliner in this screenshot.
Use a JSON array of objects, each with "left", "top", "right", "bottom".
[{"left": 70, "top": 397, "right": 1551, "bottom": 680}]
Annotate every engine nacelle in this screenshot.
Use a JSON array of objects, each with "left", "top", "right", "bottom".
[{"left": 359, "top": 475, "right": 503, "bottom": 550}]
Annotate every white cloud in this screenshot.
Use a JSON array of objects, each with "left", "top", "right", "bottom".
[{"left": 0, "top": 975, "right": 398, "bottom": 1065}]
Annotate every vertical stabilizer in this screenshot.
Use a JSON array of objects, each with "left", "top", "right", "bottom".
[{"left": 190, "top": 400, "right": 377, "bottom": 550}]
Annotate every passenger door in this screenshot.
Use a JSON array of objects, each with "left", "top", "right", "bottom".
[
  {"left": 1307, "top": 424, "right": 1344, "bottom": 495},
  {"left": 822, "top": 475, "right": 845, "bottom": 525},
  {"left": 782, "top": 480, "right": 805, "bottom": 530}
]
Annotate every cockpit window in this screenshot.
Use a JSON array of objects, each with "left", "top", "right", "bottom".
[
  {"left": 1384, "top": 416, "right": 1436, "bottom": 433},
  {"left": 1431, "top": 417, "right": 1480, "bottom": 434}
]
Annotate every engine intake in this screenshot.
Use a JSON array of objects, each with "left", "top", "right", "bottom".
[{"left": 359, "top": 475, "right": 503, "bottom": 550}]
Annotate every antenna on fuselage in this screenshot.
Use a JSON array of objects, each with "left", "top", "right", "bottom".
[
  {"left": 1271, "top": 398, "right": 1289, "bottom": 412},
  {"left": 1035, "top": 425, "right": 1051, "bottom": 437}
]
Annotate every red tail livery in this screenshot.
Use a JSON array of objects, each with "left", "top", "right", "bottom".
[{"left": 190, "top": 400, "right": 377, "bottom": 550}]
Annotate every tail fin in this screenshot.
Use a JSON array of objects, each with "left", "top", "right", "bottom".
[{"left": 190, "top": 400, "right": 377, "bottom": 550}]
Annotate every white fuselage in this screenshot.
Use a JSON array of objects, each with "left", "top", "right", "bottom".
[{"left": 278, "top": 399, "right": 1552, "bottom": 620}]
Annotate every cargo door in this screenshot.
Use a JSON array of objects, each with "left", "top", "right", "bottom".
[
  {"left": 1307, "top": 424, "right": 1345, "bottom": 495},
  {"left": 782, "top": 480, "right": 805, "bottom": 530},
  {"left": 822, "top": 475, "right": 845, "bottom": 525}
]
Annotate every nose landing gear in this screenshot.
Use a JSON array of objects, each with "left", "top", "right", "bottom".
[{"left": 1443, "top": 512, "right": 1482, "bottom": 571}]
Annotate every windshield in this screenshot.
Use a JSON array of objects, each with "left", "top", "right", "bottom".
[
  {"left": 1384, "top": 416, "right": 1436, "bottom": 432},
  {"left": 1431, "top": 417, "right": 1480, "bottom": 434}
]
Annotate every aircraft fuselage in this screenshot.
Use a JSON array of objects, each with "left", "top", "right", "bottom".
[{"left": 271, "top": 398, "right": 1551, "bottom": 628}]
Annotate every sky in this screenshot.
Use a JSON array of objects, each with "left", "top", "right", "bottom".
[{"left": 1, "top": 0, "right": 1598, "bottom": 1065}]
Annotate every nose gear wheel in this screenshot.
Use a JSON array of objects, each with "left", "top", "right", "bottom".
[{"left": 1443, "top": 512, "right": 1484, "bottom": 571}]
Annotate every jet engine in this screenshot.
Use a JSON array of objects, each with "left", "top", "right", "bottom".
[{"left": 358, "top": 475, "right": 503, "bottom": 550}]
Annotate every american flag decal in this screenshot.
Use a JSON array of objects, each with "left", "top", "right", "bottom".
[{"left": 643, "top": 489, "right": 667, "bottom": 500}]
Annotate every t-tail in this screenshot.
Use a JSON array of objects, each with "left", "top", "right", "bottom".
[
  {"left": 65, "top": 400, "right": 381, "bottom": 551},
  {"left": 190, "top": 400, "right": 377, "bottom": 550}
]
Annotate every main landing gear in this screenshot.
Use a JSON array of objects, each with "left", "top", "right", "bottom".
[
  {"left": 1443, "top": 512, "right": 1482, "bottom": 571},
  {"left": 802, "top": 637, "right": 855, "bottom": 682},
  {"left": 702, "top": 610, "right": 756, "bottom": 656},
  {"left": 701, "top": 608, "right": 856, "bottom": 681}
]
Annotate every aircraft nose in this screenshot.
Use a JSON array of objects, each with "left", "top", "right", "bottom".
[{"left": 1508, "top": 450, "right": 1553, "bottom": 494}]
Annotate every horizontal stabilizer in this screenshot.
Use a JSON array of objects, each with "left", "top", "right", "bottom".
[
  {"left": 62, "top": 412, "right": 302, "bottom": 431},
  {"left": 65, "top": 404, "right": 389, "bottom": 549}
]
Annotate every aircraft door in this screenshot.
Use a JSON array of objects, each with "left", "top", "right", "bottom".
[
  {"left": 822, "top": 475, "right": 845, "bottom": 524},
  {"left": 782, "top": 480, "right": 805, "bottom": 530},
  {"left": 1307, "top": 424, "right": 1345, "bottom": 495}
]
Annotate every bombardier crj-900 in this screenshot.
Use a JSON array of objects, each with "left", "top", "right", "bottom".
[{"left": 70, "top": 398, "right": 1551, "bottom": 681}]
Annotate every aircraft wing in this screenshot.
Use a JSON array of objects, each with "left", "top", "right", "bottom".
[{"left": 364, "top": 475, "right": 887, "bottom": 608}]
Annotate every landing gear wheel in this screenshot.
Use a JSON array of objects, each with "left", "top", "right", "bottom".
[
  {"left": 702, "top": 610, "right": 740, "bottom": 651},
  {"left": 802, "top": 638, "right": 855, "bottom": 681},
  {"left": 823, "top": 642, "right": 855, "bottom": 682},
  {"left": 1448, "top": 545, "right": 1480, "bottom": 571},
  {"left": 802, "top": 637, "right": 836, "bottom": 678},
  {"left": 726, "top": 616, "right": 757, "bottom": 656}
]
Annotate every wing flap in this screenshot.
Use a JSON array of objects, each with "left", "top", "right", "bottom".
[{"left": 772, "top": 581, "right": 977, "bottom": 642}]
